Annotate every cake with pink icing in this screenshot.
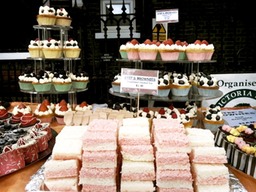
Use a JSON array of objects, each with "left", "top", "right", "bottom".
[
  {"left": 153, "top": 118, "right": 193, "bottom": 192},
  {"left": 80, "top": 119, "right": 118, "bottom": 192}
]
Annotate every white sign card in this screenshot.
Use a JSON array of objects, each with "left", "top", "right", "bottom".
[
  {"left": 155, "top": 9, "right": 179, "bottom": 23},
  {"left": 120, "top": 68, "right": 158, "bottom": 95},
  {"left": 222, "top": 108, "right": 256, "bottom": 127}
]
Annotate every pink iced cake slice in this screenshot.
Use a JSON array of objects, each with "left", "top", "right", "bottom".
[
  {"left": 44, "top": 159, "right": 80, "bottom": 179},
  {"left": 120, "top": 144, "right": 154, "bottom": 162},
  {"left": 121, "top": 160, "right": 155, "bottom": 181},
  {"left": 82, "top": 150, "right": 117, "bottom": 168},
  {"left": 155, "top": 152, "right": 191, "bottom": 171},
  {"left": 190, "top": 146, "right": 228, "bottom": 164},
  {"left": 82, "top": 130, "right": 117, "bottom": 151},
  {"left": 79, "top": 167, "right": 116, "bottom": 186}
]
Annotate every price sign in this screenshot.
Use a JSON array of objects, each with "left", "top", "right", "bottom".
[
  {"left": 156, "top": 9, "right": 179, "bottom": 23},
  {"left": 120, "top": 68, "right": 158, "bottom": 95}
]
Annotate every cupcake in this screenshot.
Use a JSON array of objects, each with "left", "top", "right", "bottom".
[
  {"left": 171, "top": 73, "right": 191, "bottom": 96},
  {"left": 32, "top": 70, "right": 53, "bottom": 92},
  {"left": 55, "top": 8, "right": 72, "bottom": 27},
  {"left": 176, "top": 40, "right": 188, "bottom": 60},
  {"left": 186, "top": 40, "right": 206, "bottom": 61},
  {"left": 201, "top": 40, "right": 215, "bottom": 60},
  {"left": 70, "top": 70, "right": 89, "bottom": 90},
  {"left": 42, "top": 38, "right": 62, "bottom": 59},
  {"left": 126, "top": 39, "right": 140, "bottom": 60},
  {"left": 179, "top": 109, "right": 193, "bottom": 128},
  {"left": 75, "top": 101, "right": 92, "bottom": 112},
  {"left": 36, "top": 5, "right": 56, "bottom": 26},
  {"left": 52, "top": 70, "right": 72, "bottom": 92},
  {"left": 158, "top": 39, "right": 184, "bottom": 61},
  {"left": 28, "top": 38, "right": 44, "bottom": 58},
  {"left": 184, "top": 101, "right": 198, "bottom": 127},
  {"left": 197, "top": 74, "right": 219, "bottom": 96},
  {"left": 63, "top": 38, "right": 81, "bottom": 58},
  {"left": 12, "top": 103, "right": 32, "bottom": 116},
  {"left": 155, "top": 71, "right": 171, "bottom": 97},
  {"left": 138, "top": 39, "right": 158, "bottom": 61},
  {"left": 188, "top": 72, "right": 204, "bottom": 95},
  {"left": 55, "top": 99, "right": 72, "bottom": 124},
  {"left": 18, "top": 67, "right": 36, "bottom": 91},
  {"left": 111, "top": 73, "right": 121, "bottom": 93},
  {"left": 119, "top": 44, "right": 128, "bottom": 59},
  {"left": 203, "top": 104, "right": 225, "bottom": 134},
  {"left": 34, "top": 102, "right": 54, "bottom": 123}
]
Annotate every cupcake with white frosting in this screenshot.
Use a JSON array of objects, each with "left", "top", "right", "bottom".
[
  {"left": 70, "top": 70, "right": 89, "bottom": 90},
  {"left": 37, "top": 5, "right": 56, "bottom": 26},
  {"left": 63, "top": 38, "right": 81, "bottom": 58},
  {"left": 171, "top": 73, "right": 191, "bottom": 96},
  {"left": 42, "top": 38, "right": 62, "bottom": 59},
  {"left": 52, "top": 70, "right": 72, "bottom": 92},
  {"left": 55, "top": 8, "right": 72, "bottom": 26},
  {"left": 28, "top": 38, "right": 44, "bottom": 58}
]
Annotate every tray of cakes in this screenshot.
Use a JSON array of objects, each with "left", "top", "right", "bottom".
[{"left": 0, "top": 103, "right": 57, "bottom": 177}]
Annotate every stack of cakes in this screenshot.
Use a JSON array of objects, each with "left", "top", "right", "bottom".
[
  {"left": 79, "top": 119, "right": 119, "bottom": 192},
  {"left": 152, "top": 118, "right": 193, "bottom": 192},
  {"left": 119, "top": 118, "right": 155, "bottom": 192}
]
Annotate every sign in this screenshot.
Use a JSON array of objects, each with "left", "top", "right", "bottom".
[
  {"left": 101, "top": 53, "right": 113, "bottom": 61},
  {"left": 202, "top": 73, "right": 256, "bottom": 108},
  {"left": 152, "top": 19, "right": 167, "bottom": 41},
  {"left": 222, "top": 108, "right": 256, "bottom": 127},
  {"left": 120, "top": 68, "right": 158, "bottom": 95},
  {"left": 155, "top": 9, "right": 179, "bottom": 23}
]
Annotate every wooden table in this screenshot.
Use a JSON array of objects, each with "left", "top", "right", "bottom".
[{"left": 0, "top": 102, "right": 256, "bottom": 192}]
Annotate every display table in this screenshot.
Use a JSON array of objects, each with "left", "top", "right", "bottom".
[{"left": 0, "top": 102, "right": 256, "bottom": 192}]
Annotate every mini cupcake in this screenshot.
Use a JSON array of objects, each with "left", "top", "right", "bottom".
[
  {"left": 186, "top": 40, "right": 205, "bottom": 61},
  {"left": 55, "top": 99, "right": 72, "bottom": 124},
  {"left": 75, "top": 101, "right": 92, "bottom": 112},
  {"left": 12, "top": 103, "right": 32, "bottom": 116},
  {"left": 171, "top": 73, "right": 191, "bottom": 96},
  {"left": 42, "top": 38, "right": 62, "bottom": 59},
  {"left": 119, "top": 44, "right": 128, "bottom": 59},
  {"left": 28, "top": 38, "right": 44, "bottom": 58},
  {"left": 63, "top": 38, "right": 81, "bottom": 58},
  {"left": 138, "top": 39, "right": 158, "bottom": 61},
  {"left": 37, "top": 6, "right": 56, "bottom": 26},
  {"left": 197, "top": 74, "right": 219, "bottom": 96},
  {"left": 158, "top": 39, "right": 185, "bottom": 61},
  {"left": 179, "top": 109, "right": 193, "bottom": 128},
  {"left": 111, "top": 73, "right": 121, "bottom": 93},
  {"left": 184, "top": 101, "right": 198, "bottom": 127},
  {"left": 55, "top": 8, "right": 72, "bottom": 27},
  {"left": 34, "top": 102, "right": 54, "bottom": 123},
  {"left": 18, "top": 67, "right": 36, "bottom": 91},
  {"left": 203, "top": 104, "right": 225, "bottom": 134},
  {"left": 32, "top": 70, "right": 53, "bottom": 92},
  {"left": 52, "top": 70, "right": 72, "bottom": 92},
  {"left": 70, "top": 70, "right": 89, "bottom": 90},
  {"left": 126, "top": 39, "right": 140, "bottom": 60},
  {"left": 156, "top": 71, "right": 171, "bottom": 97}
]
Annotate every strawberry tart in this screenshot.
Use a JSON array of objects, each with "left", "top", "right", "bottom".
[
  {"left": 34, "top": 102, "right": 54, "bottom": 123},
  {"left": 55, "top": 99, "right": 72, "bottom": 124}
]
